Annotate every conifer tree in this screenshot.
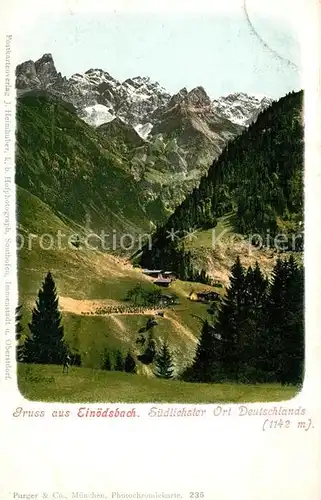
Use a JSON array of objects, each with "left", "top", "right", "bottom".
[
  {"left": 15, "top": 305, "right": 25, "bottom": 362},
  {"left": 124, "top": 352, "right": 137, "bottom": 374},
  {"left": 24, "top": 272, "right": 68, "bottom": 364},
  {"left": 138, "top": 331, "right": 157, "bottom": 365},
  {"left": 102, "top": 350, "right": 112, "bottom": 371},
  {"left": 183, "top": 319, "right": 221, "bottom": 382},
  {"left": 215, "top": 256, "right": 246, "bottom": 381},
  {"left": 237, "top": 262, "right": 269, "bottom": 382},
  {"left": 284, "top": 257, "right": 304, "bottom": 385},
  {"left": 263, "top": 257, "right": 304, "bottom": 384},
  {"left": 114, "top": 350, "right": 125, "bottom": 371},
  {"left": 154, "top": 340, "right": 174, "bottom": 379}
]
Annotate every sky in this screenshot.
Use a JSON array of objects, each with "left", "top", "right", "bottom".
[{"left": 12, "top": 0, "right": 302, "bottom": 99}]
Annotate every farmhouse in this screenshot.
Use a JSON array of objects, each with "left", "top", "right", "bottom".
[
  {"left": 143, "top": 269, "right": 176, "bottom": 287},
  {"left": 162, "top": 271, "right": 176, "bottom": 280},
  {"left": 189, "top": 290, "right": 220, "bottom": 302},
  {"left": 154, "top": 277, "right": 172, "bottom": 288},
  {"left": 143, "top": 269, "right": 162, "bottom": 278}
]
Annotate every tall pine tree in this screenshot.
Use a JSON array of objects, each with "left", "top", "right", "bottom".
[
  {"left": 102, "top": 350, "right": 112, "bottom": 371},
  {"left": 154, "top": 340, "right": 174, "bottom": 379},
  {"left": 284, "top": 256, "right": 304, "bottom": 385},
  {"left": 216, "top": 256, "right": 246, "bottom": 381},
  {"left": 24, "top": 272, "right": 68, "bottom": 364},
  {"left": 114, "top": 350, "right": 125, "bottom": 371},
  {"left": 124, "top": 352, "right": 137, "bottom": 374},
  {"left": 263, "top": 257, "right": 304, "bottom": 384},
  {"left": 182, "top": 320, "right": 222, "bottom": 382},
  {"left": 238, "top": 262, "right": 269, "bottom": 382},
  {"left": 15, "top": 305, "right": 26, "bottom": 362}
]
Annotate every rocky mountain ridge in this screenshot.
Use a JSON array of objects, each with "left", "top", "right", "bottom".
[
  {"left": 16, "top": 53, "right": 274, "bottom": 211},
  {"left": 16, "top": 53, "right": 272, "bottom": 134},
  {"left": 212, "top": 92, "right": 273, "bottom": 127}
]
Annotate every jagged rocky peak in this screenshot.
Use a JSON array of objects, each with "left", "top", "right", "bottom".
[
  {"left": 85, "top": 68, "right": 106, "bottom": 76},
  {"left": 179, "top": 87, "right": 188, "bottom": 96},
  {"left": 128, "top": 76, "right": 154, "bottom": 86},
  {"left": 167, "top": 87, "right": 188, "bottom": 107},
  {"left": 166, "top": 86, "right": 211, "bottom": 111},
  {"left": 16, "top": 53, "right": 63, "bottom": 90},
  {"left": 123, "top": 77, "right": 142, "bottom": 89},
  {"left": 83, "top": 68, "right": 118, "bottom": 84},
  {"left": 16, "top": 60, "right": 40, "bottom": 89},
  {"left": 70, "top": 69, "right": 118, "bottom": 91},
  {"left": 123, "top": 76, "right": 155, "bottom": 89},
  {"left": 34, "top": 53, "right": 59, "bottom": 83},
  {"left": 212, "top": 92, "right": 274, "bottom": 127},
  {"left": 15, "top": 54, "right": 274, "bottom": 133},
  {"left": 221, "top": 91, "right": 250, "bottom": 102},
  {"left": 122, "top": 75, "right": 170, "bottom": 97},
  {"left": 35, "top": 53, "right": 56, "bottom": 69},
  {"left": 184, "top": 86, "right": 212, "bottom": 107}
]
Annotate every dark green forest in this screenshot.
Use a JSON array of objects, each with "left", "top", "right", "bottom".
[
  {"left": 182, "top": 256, "right": 304, "bottom": 386},
  {"left": 140, "top": 91, "right": 304, "bottom": 273}
]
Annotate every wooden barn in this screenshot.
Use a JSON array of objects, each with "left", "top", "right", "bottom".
[
  {"left": 154, "top": 277, "right": 172, "bottom": 288},
  {"left": 162, "top": 271, "right": 176, "bottom": 281},
  {"left": 142, "top": 269, "right": 162, "bottom": 278},
  {"left": 189, "top": 290, "right": 220, "bottom": 302}
]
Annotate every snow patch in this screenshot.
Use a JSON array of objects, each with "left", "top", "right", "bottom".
[
  {"left": 212, "top": 93, "right": 273, "bottom": 127},
  {"left": 82, "top": 104, "right": 115, "bottom": 127},
  {"left": 135, "top": 123, "right": 153, "bottom": 139}
]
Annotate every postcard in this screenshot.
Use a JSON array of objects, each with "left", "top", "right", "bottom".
[{"left": 1, "top": 0, "right": 320, "bottom": 498}]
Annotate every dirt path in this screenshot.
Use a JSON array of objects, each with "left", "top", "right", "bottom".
[
  {"left": 109, "top": 315, "right": 126, "bottom": 332},
  {"left": 58, "top": 296, "right": 161, "bottom": 317},
  {"left": 103, "top": 309, "right": 158, "bottom": 316},
  {"left": 59, "top": 296, "right": 122, "bottom": 314},
  {"left": 52, "top": 297, "right": 197, "bottom": 346},
  {"left": 165, "top": 312, "right": 198, "bottom": 345}
]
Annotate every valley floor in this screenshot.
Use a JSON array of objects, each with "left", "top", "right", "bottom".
[{"left": 18, "top": 364, "right": 298, "bottom": 404}]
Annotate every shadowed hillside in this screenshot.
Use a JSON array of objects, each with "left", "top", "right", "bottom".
[
  {"left": 140, "top": 91, "right": 304, "bottom": 275},
  {"left": 16, "top": 93, "right": 168, "bottom": 243}
]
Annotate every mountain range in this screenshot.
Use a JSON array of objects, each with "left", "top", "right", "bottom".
[
  {"left": 16, "top": 53, "right": 273, "bottom": 210},
  {"left": 15, "top": 53, "right": 303, "bottom": 381},
  {"left": 16, "top": 53, "right": 273, "bottom": 130}
]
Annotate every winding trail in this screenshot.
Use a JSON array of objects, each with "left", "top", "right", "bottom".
[
  {"left": 109, "top": 315, "right": 126, "bottom": 332},
  {"left": 57, "top": 296, "right": 163, "bottom": 317},
  {"left": 165, "top": 312, "right": 198, "bottom": 345},
  {"left": 54, "top": 296, "right": 197, "bottom": 346},
  {"left": 59, "top": 296, "right": 121, "bottom": 314}
]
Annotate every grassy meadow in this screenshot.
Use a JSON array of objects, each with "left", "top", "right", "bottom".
[
  {"left": 18, "top": 364, "right": 298, "bottom": 403},
  {"left": 17, "top": 185, "right": 300, "bottom": 402}
]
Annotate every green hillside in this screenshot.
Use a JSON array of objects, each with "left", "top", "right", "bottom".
[
  {"left": 18, "top": 364, "right": 297, "bottom": 403},
  {"left": 140, "top": 91, "right": 304, "bottom": 274},
  {"left": 17, "top": 185, "right": 151, "bottom": 301},
  {"left": 17, "top": 186, "right": 215, "bottom": 375},
  {"left": 16, "top": 93, "right": 167, "bottom": 242}
]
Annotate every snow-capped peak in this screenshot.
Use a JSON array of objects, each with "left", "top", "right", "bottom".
[
  {"left": 16, "top": 54, "right": 275, "bottom": 131},
  {"left": 212, "top": 92, "right": 274, "bottom": 127}
]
